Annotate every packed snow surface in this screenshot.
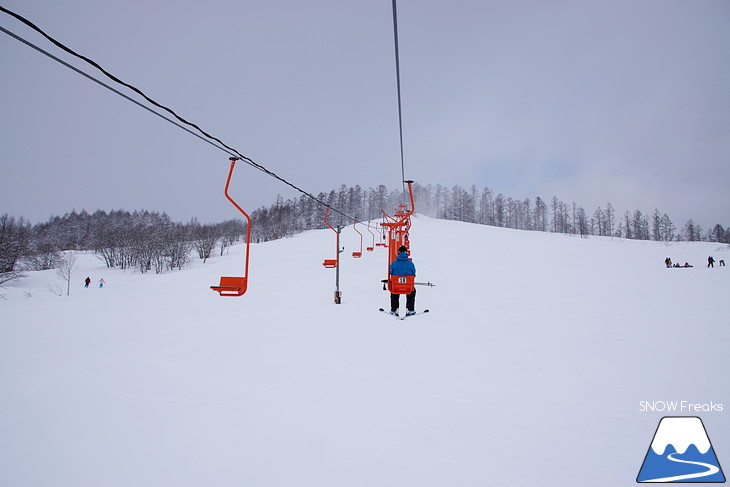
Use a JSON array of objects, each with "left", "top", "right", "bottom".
[{"left": 1, "top": 215, "right": 728, "bottom": 486}]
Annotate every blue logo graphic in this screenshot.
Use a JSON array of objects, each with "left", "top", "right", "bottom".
[{"left": 637, "top": 416, "right": 725, "bottom": 483}]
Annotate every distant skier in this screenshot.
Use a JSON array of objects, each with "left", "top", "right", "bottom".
[
  {"left": 84, "top": 276, "right": 91, "bottom": 288},
  {"left": 99, "top": 278, "right": 105, "bottom": 288},
  {"left": 720, "top": 259, "right": 726, "bottom": 267},
  {"left": 708, "top": 256, "right": 715, "bottom": 268},
  {"left": 389, "top": 245, "right": 416, "bottom": 316},
  {"left": 665, "top": 257, "right": 672, "bottom": 268}
]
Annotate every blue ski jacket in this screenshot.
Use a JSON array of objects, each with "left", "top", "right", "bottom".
[{"left": 390, "top": 252, "right": 416, "bottom": 277}]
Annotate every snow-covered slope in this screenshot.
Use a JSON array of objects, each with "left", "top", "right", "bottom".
[{"left": 1, "top": 215, "right": 728, "bottom": 486}]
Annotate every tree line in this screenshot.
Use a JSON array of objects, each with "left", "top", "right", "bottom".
[
  {"left": 2, "top": 183, "right": 728, "bottom": 285},
  {"left": 0, "top": 210, "right": 245, "bottom": 284},
  {"left": 248, "top": 183, "right": 729, "bottom": 244}
]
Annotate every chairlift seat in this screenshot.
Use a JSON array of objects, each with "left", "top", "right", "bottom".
[
  {"left": 352, "top": 252, "right": 362, "bottom": 258},
  {"left": 389, "top": 275, "right": 415, "bottom": 294},
  {"left": 323, "top": 259, "right": 338, "bottom": 268},
  {"left": 211, "top": 276, "right": 248, "bottom": 296}
]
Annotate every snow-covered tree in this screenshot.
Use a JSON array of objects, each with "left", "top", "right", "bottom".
[{"left": 0, "top": 214, "right": 30, "bottom": 285}]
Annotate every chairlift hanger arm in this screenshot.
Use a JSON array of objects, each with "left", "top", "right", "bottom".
[
  {"left": 324, "top": 206, "right": 337, "bottom": 233},
  {"left": 381, "top": 180, "right": 415, "bottom": 229}
]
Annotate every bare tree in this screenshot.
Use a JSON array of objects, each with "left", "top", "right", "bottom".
[
  {"left": 593, "top": 207, "right": 606, "bottom": 236},
  {"left": 56, "top": 252, "right": 77, "bottom": 296},
  {"left": 0, "top": 214, "right": 30, "bottom": 285},
  {"left": 190, "top": 219, "right": 220, "bottom": 263},
  {"left": 23, "top": 239, "right": 62, "bottom": 271},
  {"left": 576, "top": 206, "right": 589, "bottom": 238},
  {"left": 533, "top": 196, "right": 547, "bottom": 232},
  {"left": 605, "top": 203, "right": 616, "bottom": 236},
  {"left": 683, "top": 219, "right": 702, "bottom": 242},
  {"left": 709, "top": 224, "right": 728, "bottom": 243},
  {"left": 660, "top": 214, "right": 676, "bottom": 242},
  {"left": 164, "top": 223, "right": 192, "bottom": 271}
]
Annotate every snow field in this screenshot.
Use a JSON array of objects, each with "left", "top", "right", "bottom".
[{"left": 1, "top": 215, "right": 728, "bottom": 486}]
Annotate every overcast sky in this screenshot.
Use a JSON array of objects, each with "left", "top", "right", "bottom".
[{"left": 1, "top": 0, "right": 728, "bottom": 229}]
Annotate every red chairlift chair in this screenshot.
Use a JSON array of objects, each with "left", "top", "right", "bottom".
[
  {"left": 323, "top": 206, "right": 338, "bottom": 268},
  {"left": 366, "top": 221, "right": 375, "bottom": 252},
  {"left": 210, "top": 158, "right": 251, "bottom": 297},
  {"left": 352, "top": 219, "right": 363, "bottom": 258},
  {"left": 389, "top": 275, "right": 416, "bottom": 294}
]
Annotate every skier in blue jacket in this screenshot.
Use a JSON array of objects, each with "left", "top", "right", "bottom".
[{"left": 390, "top": 245, "right": 416, "bottom": 316}]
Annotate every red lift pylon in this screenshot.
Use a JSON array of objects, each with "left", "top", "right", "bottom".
[
  {"left": 322, "top": 206, "right": 343, "bottom": 304},
  {"left": 211, "top": 157, "right": 251, "bottom": 297}
]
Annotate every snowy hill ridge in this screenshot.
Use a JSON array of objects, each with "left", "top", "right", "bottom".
[{"left": 1, "top": 215, "right": 728, "bottom": 487}]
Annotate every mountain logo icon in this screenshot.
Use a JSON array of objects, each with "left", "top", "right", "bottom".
[{"left": 637, "top": 416, "right": 726, "bottom": 483}]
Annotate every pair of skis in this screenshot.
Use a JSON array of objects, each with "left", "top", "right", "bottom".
[{"left": 379, "top": 308, "right": 429, "bottom": 320}]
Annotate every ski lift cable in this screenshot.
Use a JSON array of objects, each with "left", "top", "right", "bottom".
[
  {"left": 391, "top": 0, "right": 408, "bottom": 201},
  {"left": 0, "top": 24, "right": 235, "bottom": 159},
  {"left": 0, "top": 6, "right": 357, "bottom": 223}
]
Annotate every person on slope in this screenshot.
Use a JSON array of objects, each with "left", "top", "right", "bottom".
[{"left": 389, "top": 245, "right": 416, "bottom": 316}]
